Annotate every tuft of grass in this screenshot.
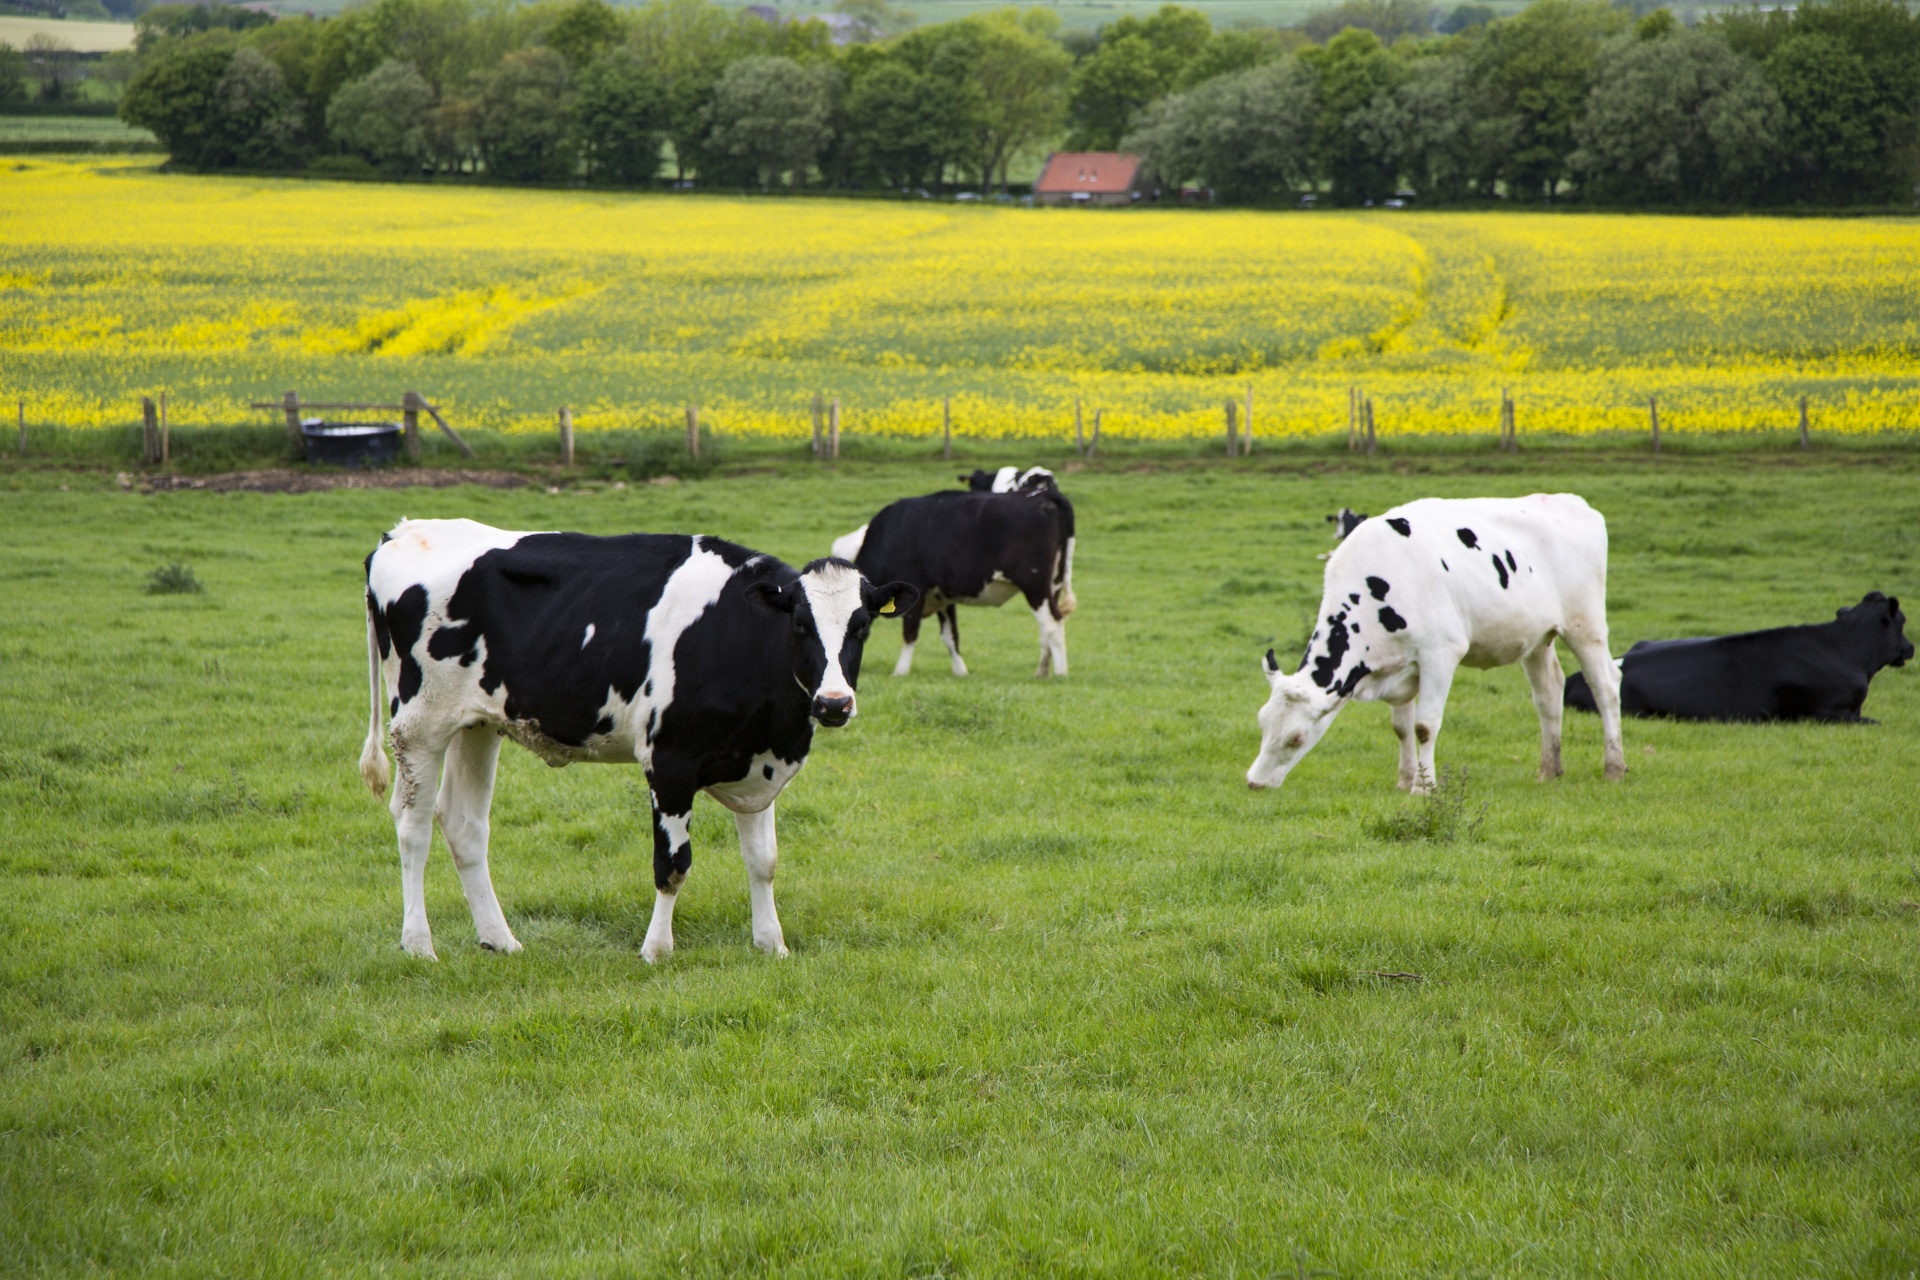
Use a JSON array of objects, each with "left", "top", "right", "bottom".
[
  {"left": 1365, "top": 765, "right": 1486, "bottom": 844},
  {"left": 143, "top": 562, "right": 203, "bottom": 595}
]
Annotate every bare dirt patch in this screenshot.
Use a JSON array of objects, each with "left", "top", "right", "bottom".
[{"left": 125, "top": 469, "right": 534, "bottom": 495}]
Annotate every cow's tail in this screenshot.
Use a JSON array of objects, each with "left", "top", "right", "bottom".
[
  {"left": 1046, "top": 489, "right": 1077, "bottom": 617},
  {"left": 359, "top": 591, "right": 392, "bottom": 798}
]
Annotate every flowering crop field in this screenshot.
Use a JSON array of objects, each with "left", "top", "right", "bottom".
[{"left": 3, "top": 158, "right": 1918, "bottom": 444}]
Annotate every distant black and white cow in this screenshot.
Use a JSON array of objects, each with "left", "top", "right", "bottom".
[
  {"left": 964, "top": 466, "right": 1056, "bottom": 494},
  {"left": 361, "top": 519, "right": 916, "bottom": 962},
  {"left": 830, "top": 476, "right": 1076, "bottom": 678},
  {"left": 1564, "top": 592, "right": 1911, "bottom": 722},
  {"left": 1326, "top": 507, "right": 1369, "bottom": 541},
  {"left": 1247, "top": 494, "right": 1626, "bottom": 794}
]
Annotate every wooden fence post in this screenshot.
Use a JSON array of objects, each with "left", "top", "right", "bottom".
[
  {"left": 943, "top": 395, "right": 952, "bottom": 461},
  {"left": 1365, "top": 398, "right": 1377, "bottom": 455},
  {"left": 281, "top": 390, "right": 302, "bottom": 451},
  {"left": 1243, "top": 383, "right": 1253, "bottom": 456},
  {"left": 687, "top": 403, "right": 700, "bottom": 460},
  {"left": 1348, "top": 386, "right": 1359, "bottom": 452},
  {"left": 1074, "top": 396, "right": 1084, "bottom": 456},
  {"left": 141, "top": 396, "right": 157, "bottom": 464},
  {"left": 159, "top": 391, "right": 169, "bottom": 466},
  {"left": 1798, "top": 395, "right": 1809, "bottom": 450},
  {"left": 18, "top": 398, "right": 26, "bottom": 458},
  {"left": 1224, "top": 399, "right": 1238, "bottom": 456},
  {"left": 811, "top": 392, "right": 823, "bottom": 457},
  {"left": 829, "top": 397, "right": 840, "bottom": 460},
  {"left": 559, "top": 406, "right": 574, "bottom": 468},
  {"left": 401, "top": 391, "right": 422, "bottom": 461},
  {"left": 1089, "top": 409, "right": 1101, "bottom": 457},
  {"left": 1649, "top": 395, "right": 1660, "bottom": 453}
]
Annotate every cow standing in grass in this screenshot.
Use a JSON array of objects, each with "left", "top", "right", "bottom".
[
  {"left": 361, "top": 519, "right": 915, "bottom": 962},
  {"left": 1247, "top": 494, "right": 1626, "bottom": 794}
]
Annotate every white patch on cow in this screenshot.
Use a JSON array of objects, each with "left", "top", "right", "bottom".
[
  {"left": 1031, "top": 602, "right": 1068, "bottom": 677},
  {"left": 891, "top": 638, "right": 917, "bottom": 677},
  {"left": 937, "top": 610, "right": 969, "bottom": 676},
  {"left": 831, "top": 524, "right": 868, "bottom": 562},
  {"left": 799, "top": 560, "right": 864, "bottom": 713},
  {"left": 706, "top": 749, "right": 804, "bottom": 814},
  {"left": 991, "top": 466, "right": 1019, "bottom": 492},
  {"left": 581, "top": 623, "right": 595, "bottom": 649},
  {"left": 641, "top": 808, "right": 693, "bottom": 962},
  {"left": 734, "top": 805, "right": 787, "bottom": 955},
  {"left": 954, "top": 571, "right": 1019, "bottom": 608},
  {"left": 637, "top": 538, "right": 736, "bottom": 748}
]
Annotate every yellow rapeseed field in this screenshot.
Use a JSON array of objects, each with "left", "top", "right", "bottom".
[{"left": 3, "top": 158, "right": 1917, "bottom": 442}]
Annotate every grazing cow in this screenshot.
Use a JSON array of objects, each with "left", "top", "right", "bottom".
[
  {"left": 1565, "top": 593, "right": 1911, "bottom": 722},
  {"left": 361, "top": 519, "right": 916, "bottom": 963},
  {"left": 964, "top": 466, "right": 1056, "bottom": 494},
  {"left": 1247, "top": 494, "right": 1626, "bottom": 794},
  {"left": 1326, "top": 507, "right": 1369, "bottom": 541},
  {"left": 831, "top": 476, "right": 1076, "bottom": 678}
]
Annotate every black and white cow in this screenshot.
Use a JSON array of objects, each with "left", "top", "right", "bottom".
[
  {"left": 1565, "top": 592, "right": 1911, "bottom": 722},
  {"left": 1247, "top": 494, "right": 1626, "bottom": 793},
  {"left": 1326, "top": 507, "right": 1369, "bottom": 541},
  {"left": 361, "top": 519, "right": 916, "bottom": 962},
  {"left": 964, "top": 466, "right": 1056, "bottom": 494},
  {"left": 830, "top": 476, "right": 1076, "bottom": 678}
]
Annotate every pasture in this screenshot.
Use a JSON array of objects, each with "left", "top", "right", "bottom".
[
  {"left": 2, "top": 452, "right": 1916, "bottom": 1276},
  {"left": 4, "top": 159, "right": 1920, "bottom": 447}
]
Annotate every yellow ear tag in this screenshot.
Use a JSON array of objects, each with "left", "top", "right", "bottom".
[{"left": 880, "top": 602, "right": 896, "bottom": 614}]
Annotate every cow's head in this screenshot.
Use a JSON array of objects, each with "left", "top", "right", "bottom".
[
  {"left": 1246, "top": 648, "right": 1344, "bottom": 791},
  {"left": 751, "top": 559, "right": 918, "bottom": 727},
  {"left": 1844, "top": 592, "right": 1913, "bottom": 668}
]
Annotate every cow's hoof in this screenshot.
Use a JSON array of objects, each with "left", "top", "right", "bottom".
[
  {"left": 401, "top": 933, "right": 438, "bottom": 961},
  {"left": 756, "top": 937, "right": 790, "bottom": 958},
  {"left": 1605, "top": 763, "right": 1628, "bottom": 781},
  {"left": 640, "top": 941, "right": 672, "bottom": 964},
  {"left": 1537, "top": 766, "right": 1563, "bottom": 781},
  {"left": 478, "top": 933, "right": 523, "bottom": 954}
]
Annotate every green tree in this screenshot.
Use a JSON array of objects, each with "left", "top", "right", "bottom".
[
  {"left": 1356, "top": 48, "right": 1508, "bottom": 201},
  {"left": 960, "top": 10, "right": 1072, "bottom": 191},
  {"left": 122, "top": 35, "right": 303, "bottom": 170},
  {"left": 547, "top": 0, "right": 625, "bottom": 69},
  {"left": 0, "top": 41, "right": 25, "bottom": 108},
  {"left": 1763, "top": 34, "right": 1880, "bottom": 199},
  {"left": 631, "top": 0, "right": 737, "bottom": 180},
  {"left": 703, "top": 54, "right": 838, "bottom": 186},
  {"left": 1570, "top": 26, "right": 1783, "bottom": 203},
  {"left": 1303, "top": 26, "right": 1409, "bottom": 203},
  {"left": 574, "top": 46, "right": 667, "bottom": 184},
  {"left": 327, "top": 57, "right": 435, "bottom": 172},
  {"left": 1174, "top": 29, "right": 1283, "bottom": 91},
  {"left": 1301, "top": 0, "right": 1435, "bottom": 44},
  {"left": 1065, "top": 4, "right": 1213, "bottom": 149},
  {"left": 1472, "top": 0, "right": 1625, "bottom": 197},
  {"left": 1124, "top": 55, "right": 1318, "bottom": 199},
  {"left": 842, "top": 57, "right": 971, "bottom": 187},
  {"left": 475, "top": 46, "right": 575, "bottom": 182}
]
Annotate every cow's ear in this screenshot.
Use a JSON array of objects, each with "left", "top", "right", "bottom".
[
  {"left": 748, "top": 581, "right": 796, "bottom": 614},
  {"left": 864, "top": 580, "right": 918, "bottom": 618},
  {"left": 1263, "top": 648, "right": 1282, "bottom": 684}
]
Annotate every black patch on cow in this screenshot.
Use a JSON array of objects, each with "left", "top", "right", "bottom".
[
  {"left": 1366, "top": 576, "right": 1391, "bottom": 600},
  {"left": 1492, "top": 554, "right": 1510, "bottom": 589},
  {"left": 1456, "top": 527, "right": 1479, "bottom": 549},
  {"left": 1415, "top": 723, "right": 1431, "bottom": 743},
  {"left": 594, "top": 715, "right": 615, "bottom": 736},
  {"left": 1335, "top": 661, "right": 1372, "bottom": 697},
  {"left": 382, "top": 585, "right": 429, "bottom": 704},
  {"left": 1351, "top": 621, "right": 1361, "bottom": 633},
  {"left": 390, "top": 696, "right": 399, "bottom": 717},
  {"left": 1441, "top": 559, "right": 1449, "bottom": 572},
  {"left": 1348, "top": 592, "right": 1360, "bottom": 604},
  {"left": 366, "top": 588, "right": 392, "bottom": 660},
  {"left": 762, "top": 763, "right": 775, "bottom": 780},
  {"left": 427, "top": 620, "right": 482, "bottom": 667},
  {"left": 1311, "top": 609, "right": 1351, "bottom": 688},
  {"left": 1378, "top": 606, "right": 1408, "bottom": 632},
  {"left": 1505, "top": 549, "right": 1517, "bottom": 572},
  {"left": 1387, "top": 518, "right": 1411, "bottom": 537}
]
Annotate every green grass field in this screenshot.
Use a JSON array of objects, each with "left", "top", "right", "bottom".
[
  {"left": 0, "top": 116, "right": 157, "bottom": 153},
  {"left": 3, "top": 451, "right": 1918, "bottom": 1276}
]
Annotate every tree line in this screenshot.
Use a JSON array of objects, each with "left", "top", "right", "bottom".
[{"left": 91, "top": 0, "right": 1920, "bottom": 206}]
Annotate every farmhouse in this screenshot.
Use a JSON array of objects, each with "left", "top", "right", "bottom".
[{"left": 1032, "top": 152, "right": 1153, "bottom": 206}]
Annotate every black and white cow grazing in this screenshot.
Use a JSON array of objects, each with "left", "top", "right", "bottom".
[
  {"left": 1565, "top": 592, "right": 1912, "bottom": 722},
  {"left": 1326, "top": 508, "right": 1369, "bottom": 541},
  {"left": 964, "top": 465, "right": 1056, "bottom": 494},
  {"left": 830, "top": 477, "right": 1076, "bottom": 678},
  {"left": 1247, "top": 494, "right": 1626, "bottom": 794},
  {"left": 361, "top": 519, "right": 916, "bottom": 963}
]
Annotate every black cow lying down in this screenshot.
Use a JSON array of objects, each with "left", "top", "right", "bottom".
[
  {"left": 362, "top": 519, "right": 915, "bottom": 962},
  {"left": 831, "top": 471, "right": 1076, "bottom": 677},
  {"left": 1566, "top": 592, "right": 1911, "bottom": 722}
]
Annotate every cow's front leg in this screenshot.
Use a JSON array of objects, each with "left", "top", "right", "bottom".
[
  {"left": 892, "top": 603, "right": 924, "bottom": 677},
  {"left": 1521, "top": 642, "right": 1565, "bottom": 780},
  {"left": 1410, "top": 652, "right": 1460, "bottom": 795},
  {"left": 641, "top": 776, "right": 695, "bottom": 963},
  {"left": 389, "top": 738, "right": 447, "bottom": 959},
  {"left": 735, "top": 805, "right": 788, "bottom": 957},
  {"left": 938, "top": 606, "right": 969, "bottom": 676},
  {"left": 1390, "top": 698, "right": 1418, "bottom": 790}
]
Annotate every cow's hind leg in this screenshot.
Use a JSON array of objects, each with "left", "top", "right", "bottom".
[
  {"left": 735, "top": 804, "right": 788, "bottom": 956},
  {"left": 1566, "top": 636, "right": 1627, "bottom": 780},
  {"left": 1521, "top": 641, "right": 1565, "bottom": 781},
  {"left": 1390, "top": 698, "right": 1418, "bottom": 791},
  {"left": 435, "top": 725, "right": 520, "bottom": 954},
  {"left": 938, "top": 606, "right": 969, "bottom": 677},
  {"left": 1410, "top": 651, "right": 1460, "bottom": 795},
  {"left": 892, "top": 603, "right": 924, "bottom": 677},
  {"left": 641, "top": 774, "right": 695, "bottom": 963},
  {"left": 1031, "top": 601, "right": 1067, "bottom": 678},
  {"left": 389, "top": 736, "right": 447, "bottom": 960}
]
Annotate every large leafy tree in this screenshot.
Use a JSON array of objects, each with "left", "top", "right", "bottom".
[
  {"left": 1472, "top": 0, "right": 1625, "bottom": 197},
  {"left": 842, "top": 55, "right": 972, "bottom": 188},
  {"left": 1303, "top": 27, "right": 1409, "bottom": 203},
  {"left": 574, "top": 46, "right": 667, "bottom": 184},
  {"left": 327, "top": 57, "right": 435, "bottom": 172},
  {"left": 1065, "top": 4, "right": 1213, "bottom": 149},
  {"left": 475, "top": 46, "right": 575, "bottom": 182},
  {"left": 122, "top": 35, "right": 304, "bottom": 170},
  {"left": 1356, "top": 48, "right": 1509, "bottom": 202},
  {"left": 703, "top": 54, "right": 838, "bottom": 186},
  {"left": 1124, "top": 55, "right": 1318, "bottom": 200},
  {"left": 954, "top": 9, "right": 1071, "bottom": 191}
]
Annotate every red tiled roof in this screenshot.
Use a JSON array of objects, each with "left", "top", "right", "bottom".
[{"left": 1033, "top": 152, "right": 1143, "bottom": 195}]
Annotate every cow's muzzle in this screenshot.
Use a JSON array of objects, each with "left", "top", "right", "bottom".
[{"left": 811, "top": 694, "right": 854, "bottom": 726}]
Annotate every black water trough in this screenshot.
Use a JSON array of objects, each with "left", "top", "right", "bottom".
[{"left": 300, "top": 417, "right": 403, "bottom": 467}]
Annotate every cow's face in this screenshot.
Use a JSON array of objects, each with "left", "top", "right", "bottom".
[
  {"left": 1246, "top": 649, "right": 1342, "bottom": 791},
  {"left": 1842, "top": 592, "right": 1913, "bottom": 668},
  {"left": 756, "top": 560, "right": 918, "bottom": 727}
]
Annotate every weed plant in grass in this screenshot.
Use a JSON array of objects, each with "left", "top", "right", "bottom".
[{"left": 1, "top": 453, "right": 1917, "bottom": 1275}]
